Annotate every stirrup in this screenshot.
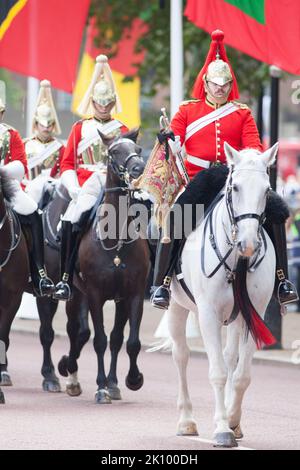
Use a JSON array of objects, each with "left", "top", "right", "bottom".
[
  {"left": 277, "top": 280, "right": 299, "bottom": 306},
  {"left": 53, "top": 281, "right": 72, "bottom": 301},
  {"left": 150, "top": 285, "right": 170, "bottom": 310},
  {"left": 33, "top": 270, "right": 55, "bottom": 297}
]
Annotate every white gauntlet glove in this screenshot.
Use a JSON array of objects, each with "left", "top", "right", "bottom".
[
  {"left": 168, "top": 135, "right": 182, "bottom": 155},
  {"left": 61, "top": 170, "right": 80, "bottom": 200}
]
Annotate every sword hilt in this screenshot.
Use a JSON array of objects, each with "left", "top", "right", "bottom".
[{"left": 159, "top": 107, "right": 170, "bottom": 131}]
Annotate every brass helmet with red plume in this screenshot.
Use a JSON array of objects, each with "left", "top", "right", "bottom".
[{"left": 192, "top": 30, "right": 239, "bottom": 101}]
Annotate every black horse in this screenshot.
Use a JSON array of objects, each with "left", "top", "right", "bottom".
[
  {"left": 58, "top": 130, "right": 150, "bottom": 403},
  {"left": 0, "top": 169, "right": 29, "bottom": 404},
  {"left": 36, "top": 183, "right": 91, "bottom": 392}
]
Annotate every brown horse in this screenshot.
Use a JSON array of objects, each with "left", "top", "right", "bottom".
[
  {"left": 0, "top": 169, "right": 29, "bottom": 404},
  {"left": 58, "top": 130, "right": 150, "bottom": 403}
]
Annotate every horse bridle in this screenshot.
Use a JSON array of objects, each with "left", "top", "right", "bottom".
[
  {"left": 97, "top": 138, "right": 144, "bottom": 254},
  {"left": 201, "top": 166, "right": 269, "bottom": 282},
  {"left": 107, "top": 138, "right": 142, "bottom": 183},
  {"left": 226, "top": 167, "right": 268, "bottom": 243}
]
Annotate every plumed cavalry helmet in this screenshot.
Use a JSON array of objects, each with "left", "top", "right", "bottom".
[
  {"left": 192, "top": 30, "right": 239, "bottom": 100},
  {"left": 206, "top": 59, "right": 232, "bottom": 87},
  {"left": 33, "top": 80, "right": 61, "bottom": 135},
  {"left": 93, "top": 77, "right": 116, "bottom": 107},
  {"left": 77, "top": 54, "right": 122, "bottom": 116},
  {"left": 0, "top": 81, "right": 6, "bottom": 112}
]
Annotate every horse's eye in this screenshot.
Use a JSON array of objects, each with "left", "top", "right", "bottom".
[
  {"left": 266, "top": 186, "right": 271, "bottom": 195},
  {"left": 233, "top": 184, "right": 239, "bottom": 192}
]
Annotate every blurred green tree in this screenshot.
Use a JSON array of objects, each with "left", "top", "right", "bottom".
[{"left": 90, "top": 0, "right": 269, "bottom": 102}]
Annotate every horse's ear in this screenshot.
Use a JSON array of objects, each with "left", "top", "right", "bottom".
[
  {"left": 124, "top": 127, "right": 140, "bottom": 143},
  {"left": 98, "top": 130, "right": 116, "bottom": 147},
  {"left": 262, "top": 142, "right": 278, "bottom": 167},
  {"left": 224, "top": 142, "right": 241, "bottom": 166}
]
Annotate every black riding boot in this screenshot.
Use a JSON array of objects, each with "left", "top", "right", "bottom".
[
  {"left": 150, "top": 214, "right": 179, "bottom": 310},
  {"left": 271, "top": 223, "right": 298, "bottom": 305},
  {"left": 22, "top": 211, "right": 55, "bottom": 297},
  {"left": 53, "top": 221, "right": 79, "bottom": 301}
]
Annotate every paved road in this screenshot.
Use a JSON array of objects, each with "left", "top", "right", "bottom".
[{"left": 1, "top": 331, "right": 300, "bottom": 450}]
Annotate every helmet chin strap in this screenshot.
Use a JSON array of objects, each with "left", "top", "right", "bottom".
[
  {"left": 205, "top": 92, "right": 228, "bottom": 107},
  {"left": 204, "top": 79, "right": 232, "bottom": 107}
]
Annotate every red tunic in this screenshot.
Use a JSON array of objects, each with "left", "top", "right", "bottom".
[
  {"left": 4, "top": 129, "right": 28, "bottom": 175},
  {"left": 171, "top": 99, "right": 263, "bottom": 179},
  {"left": 60, "top": 119, "right": 129, "bottom": 186},
  {"left": 50, "top": 145, "right": 65, "bottom": 178}
]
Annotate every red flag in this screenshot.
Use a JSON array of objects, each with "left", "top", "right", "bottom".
[
  {"left": 0, "top": 0, "right": 91, "bottom": 92},
  {"left": 185, "top": 0, "right": 300, "bottom": 75}
]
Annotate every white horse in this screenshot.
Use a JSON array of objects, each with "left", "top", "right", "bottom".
[{"left": 166, "top": 143, "right": 278, "bottom": 448}]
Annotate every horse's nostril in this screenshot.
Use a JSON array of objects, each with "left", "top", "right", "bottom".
[{"left": 131, "top": 164, "right": 144, "bottom": 177}]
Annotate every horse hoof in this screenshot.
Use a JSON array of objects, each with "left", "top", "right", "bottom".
[
  {"left": 42, "top": 378, "right": 61, "bottom": 393},
  {"left": 0, "top": 372, "right": 12, "bottom": 386},
  {"left": 177, "top": 421, "right": 198, "bottom": 436},
  {"left": 125, "top": 373, "right": 144, "bottom": 391},
  {"left": 58, "top": 355, "right": 69, "bottom": 377},
  {"left": 107, "top": 386, "right": 122, "bottom": 400},
  {"left": 95, "top": 389, "right": 112, "bottom": 404},
  {"left": 66, "top": 383, "right": 82, "bottom": 397},
  {"left": 231, "top": 424, "right": 244, "bottom": 440},
  {"left": 0, "top": 390, "right": 5, "bottom": 404},
  {"left": 213, "top": 432, "right": 238, "bottom": 448}
]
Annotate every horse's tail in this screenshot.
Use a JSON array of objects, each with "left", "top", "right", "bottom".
[
  {"left": 233, "top": 258, "right": 276, "bottom": 349},
  {"left": 146, "top": 338, "right": 173, "bottom": 353}
]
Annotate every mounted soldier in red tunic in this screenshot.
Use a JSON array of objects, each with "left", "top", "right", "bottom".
[
  {"left": 53, "top": 54, "right": 129, "bottom": 301},
  {"left": 0, "top": 81, "right": 54, "bottom": 297},
  {"left": 150, "top": 30, "right": 298, "bottom": 309}
]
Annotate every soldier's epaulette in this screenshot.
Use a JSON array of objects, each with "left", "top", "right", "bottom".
[
  {"left": 180, "top": 99, "right": 200, "bottom": 106},
  {"left": 232, "top": 101, "right": 249, "bottom": 110}
]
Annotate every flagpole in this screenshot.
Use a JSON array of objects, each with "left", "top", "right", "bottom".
[
  {"left": 26, "top": 77, "right": 39, "bottom": 137},
  {"left": 256, "top": 86, "right": 264, "bottom": 141},
  {"left": 264, "top": 65, "right": 283, "bottom": 350},
  {"left": 170, "top": 0, "right": 183, "bottom": 118}
]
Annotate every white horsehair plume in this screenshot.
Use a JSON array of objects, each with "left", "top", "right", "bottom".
[
  {"left": 77, "top": 54, "right": 122, "bottom": 117},
  {"left": 33, "top": 79, "right": 61, "bottom": 135}
]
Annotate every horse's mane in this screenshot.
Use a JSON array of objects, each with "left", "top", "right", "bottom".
[{"left": 0, "top": 168, "right": 18, "bottom": 202}]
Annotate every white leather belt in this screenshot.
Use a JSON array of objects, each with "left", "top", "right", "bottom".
[{"left": 186, "top": 154, "right": 210, "bottom": 169}]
